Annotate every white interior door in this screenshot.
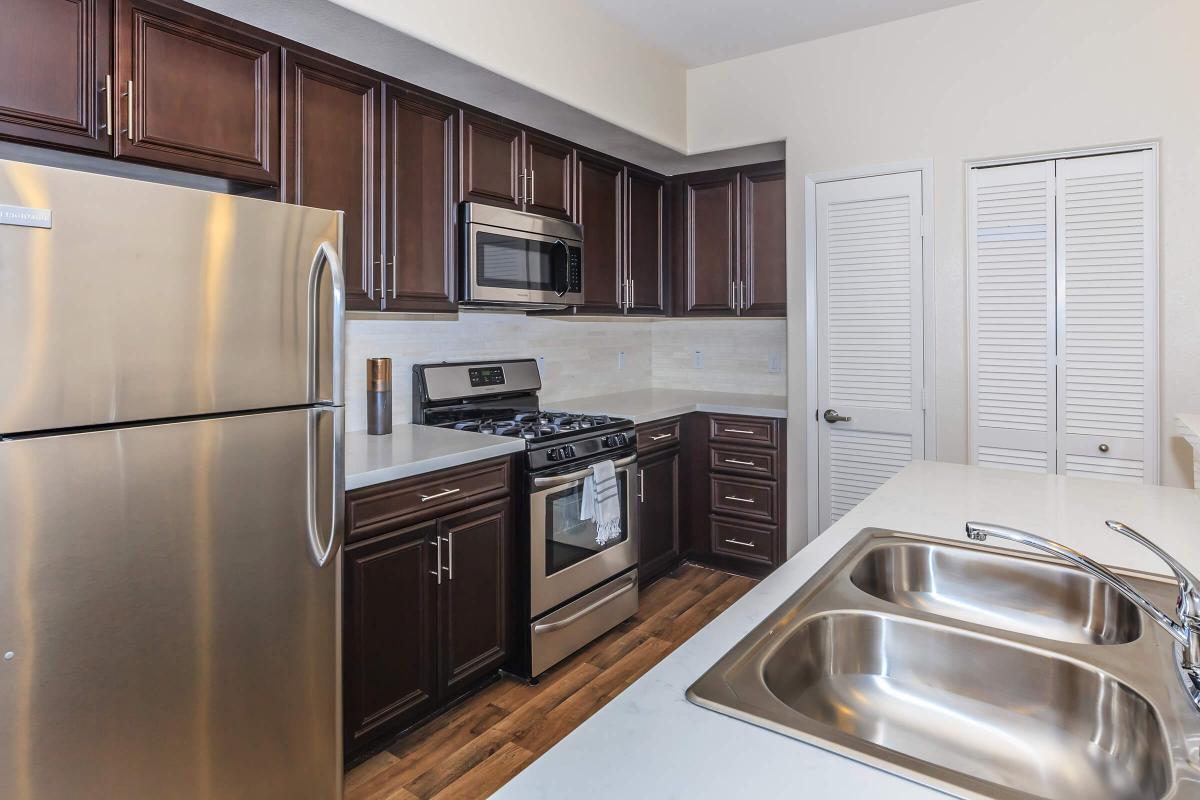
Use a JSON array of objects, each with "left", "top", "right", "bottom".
[{"left": 816, "top": 171, "right": 925, "bottom": 530}]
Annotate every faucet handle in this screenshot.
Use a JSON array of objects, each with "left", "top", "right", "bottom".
[{"left": 1106, "top": 520, "right": 1200, "bottom": 622}]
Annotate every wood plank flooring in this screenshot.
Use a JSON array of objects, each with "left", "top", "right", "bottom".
[{"left": 344, "top": 563, "right": 756, "bottom": 800}]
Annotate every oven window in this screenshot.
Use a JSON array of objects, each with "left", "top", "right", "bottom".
[
  {"left": 477, "top": 232, "right": 552, "bottom": 290},
  {"left": 544, "top": 478, "right": 628, "bottom": 577}
]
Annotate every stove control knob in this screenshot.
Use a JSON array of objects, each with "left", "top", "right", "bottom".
[
  {"left": 565, "top": 445, "right": 576, "bottom": 458},
  {"left": 547, "top": 448, "right": 561, "bottom": 461}
]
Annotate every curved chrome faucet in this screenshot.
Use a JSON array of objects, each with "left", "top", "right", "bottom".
[{"left": 965, "top": 520, "right": 1200, "bottom": 709}]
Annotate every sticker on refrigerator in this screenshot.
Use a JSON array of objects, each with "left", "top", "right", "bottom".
[{"left": 0, "top": 204, "right": 52, "bottom": 229}]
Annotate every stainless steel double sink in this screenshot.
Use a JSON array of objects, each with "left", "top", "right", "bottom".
[{"left": 687, "top": 529, "right": 1200, "bottom": 799}]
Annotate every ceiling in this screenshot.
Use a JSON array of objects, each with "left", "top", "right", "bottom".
[{"left": 578, "top": 0, "right": 980, "bottom": 67}]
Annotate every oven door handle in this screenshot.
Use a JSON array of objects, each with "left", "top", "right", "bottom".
[
  {"left": 532, "top": 573, "right": 638, "bottom": 634},
  {"left": 531, "top": 454, "right": 637, "bottom": 487}
]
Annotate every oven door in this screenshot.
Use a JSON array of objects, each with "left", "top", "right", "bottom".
[
  {"left": 529, "top": 453, "right": 639, "bottom": 617},
  {"left": 466, "top": 222, "right": 583, "bottom": 306}
]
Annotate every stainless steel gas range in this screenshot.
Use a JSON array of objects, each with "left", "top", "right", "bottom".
[{"left": 413, "top": 359, "right": 639, "bottom": 677}]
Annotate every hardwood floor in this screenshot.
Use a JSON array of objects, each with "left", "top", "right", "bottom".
[{"left": 344, "top": 563, "right": 757, "bottom": 800}]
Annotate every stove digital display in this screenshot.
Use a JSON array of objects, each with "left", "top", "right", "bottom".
[{"left": 469, "top": 366, "right": 506, "bottom": 387}]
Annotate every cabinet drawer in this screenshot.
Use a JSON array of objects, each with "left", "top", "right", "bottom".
[
  {"left": 708, "top": 415, "right": 778, "bottom": 448},
  {"left": 347, "top": 457, "right": 511, "bottom": 542},
  {"left": 636, "top": 417, "right": 681, "bottom": 453},
  {"left": 709, "top": 445, "right": 776, "bottom": 479},
  {"left": 710, "top": 475, "right": 776, "bottom": 523},
  {"left": 710, "top": 516, "right": 775, "bottom": 566}
]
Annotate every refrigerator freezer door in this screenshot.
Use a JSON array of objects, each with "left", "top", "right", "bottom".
[
  {"left": 0, "top": 159, "right": 344, "bottom": 435},
  {"left": 0, "top": 407, "right": 343, "bottom": 800}
]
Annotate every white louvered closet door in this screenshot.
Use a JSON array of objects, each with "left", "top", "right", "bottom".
[
  {"left": 816, "top": 172, "right": 925, "bottom": 530},
  {"left": 1056, "top": 151, "right": 1157, "bottom": 483},
  {"left": 968, "top": 161, "right": 1057, "bottom": 473}
]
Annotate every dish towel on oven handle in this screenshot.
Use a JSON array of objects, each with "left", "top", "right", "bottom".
[{"left": 580, "top": 459, "right": 622, "bottom": 546}]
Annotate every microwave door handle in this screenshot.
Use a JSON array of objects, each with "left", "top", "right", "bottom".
[{"left": 532, "top": 454, "right": 637, "bottom": 487}]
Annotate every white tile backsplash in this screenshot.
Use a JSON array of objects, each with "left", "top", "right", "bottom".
[{"left": 345, "top": 311, "right": 786, "bottom": 431}]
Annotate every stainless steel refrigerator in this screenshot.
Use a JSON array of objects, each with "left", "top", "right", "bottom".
[{"left": 0, "top": 159, "right": 345, "bottom": 799}]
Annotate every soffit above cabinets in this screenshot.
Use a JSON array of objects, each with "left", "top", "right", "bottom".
[{"left": 579, "top": 0, "right": 980, "bottom": 67}]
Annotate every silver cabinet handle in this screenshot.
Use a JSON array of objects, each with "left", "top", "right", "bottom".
[
  {"left": 739, "top": 280, "right": 747, "bottom": 311},
  {"left": 101, "top": 74, "right": 112, "bottom": 134},
  {"left": 441, "top": 534, "right": 453, "bottom": 580},
  {"left": 724, "top": 537, "right": 755, "bottom": 548},
  {"left": 518, "top": 169, "right": 526, "bottom": 203},
  {"left": 724, "top": 495, "right": 755, "bottom": 504},
  {"left": 121, "top": 79, "right": 134, "bottom": 140},
  {"left": 649, "top": 433, "right": 673, "bottom": 441},
  {"left": 388, "top": 257, "right": 397, "bottom": 299},
  {"left": 638, "top": 469, "right": 645, "bottom": 503},
  {"left": 430, "top": 535, "right": 442, "bottom": 585},
  {"left": 628, "top": 278, "right": 635, "bottom": 308},
  {"left": 419, "top": 487, "right": 461, "bottom": 502},
  {"left": 823, "top": 409, "right": 852, "bottom": 424},
  {"left": 724, "top": 428, "right": 755, "bottom": 435},
  {"left": 725, "top": 458, "right": 755, "bottom": 466},
  {"left": 528, "top": 168, "right": 535, "bottom": 205}
]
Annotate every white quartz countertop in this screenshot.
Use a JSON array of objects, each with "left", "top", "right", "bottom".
[
  {"left": 495, "top": 461, "right": 1200, "bottom": 799},
  {"left": 551, "top": 388, "right": 787, "bottom": 425},
  {"left": 344, "top": 425, "right": 525, "bottom": 490}
]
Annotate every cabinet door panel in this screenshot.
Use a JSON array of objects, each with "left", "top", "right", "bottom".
[
  {"left": 115, "top": 0, "right": 279, "bottom": 184},
  {"left": 385, "top": 87, "right": 457, "bottom": 312},
  {"left": 574, "top": 152, "right": 623, "bottom": 313},
  {"left": 626, "top": 168, "right": 666, "bottom": 314},
  {"left": 0, "top": 0, "right": 112, "bottom": 152},
  {"left": 524, "top": 132, "right": 572, "bottom": 219},
  {"left": 343, "top": 523, "right": 438, "bottom": 748},
  {"left": 439, "top": 499, "right": 511, "bottom": 694},
  {"left": 682, "top": 172, "right": 738, "bottom": 316},
  {"left": 741, "top": 163, "right": 787, "bottom": 317},
  {"left": 282, "top": 50, "right": 381, "bottom": 311},
  {"left": 638, "top": 448, "right": 680, "bottom": 583},
  {"left": 461, "top": 111, "right": 521, "bottom": 209}
]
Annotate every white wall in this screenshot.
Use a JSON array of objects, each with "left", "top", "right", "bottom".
[
  {"left": 326, "top": 0, "right": 688, "bottom": 152},
  {"left": 345, "top": 314, "right": 786, "bottom": 431},
  {"left": 686, "top": 0, "right": 1200, "bottom": 540}
]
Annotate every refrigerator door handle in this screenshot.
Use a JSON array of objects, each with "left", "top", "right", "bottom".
[
  {"left": 308, "top": 240, "right": 345, "bottom": 406},
  {"left": 306, "top": 406, "right": 344, "bottom": 569}
]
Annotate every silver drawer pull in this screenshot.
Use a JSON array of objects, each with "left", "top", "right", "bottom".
[
  {"left": 649, "top": 433, "right": 673, "bottom": 441},
  {"left": 724, "top": 537, "right": 755, "bottom": 548},
  {"left": 724, "top": 495, "right": 755, "bottom": 504},
  {"left": 725, "top": 458, "right": 755, "bottom": 466},
  {"left": 724, "top": 428, "right": 755, "bottom": 435},
  {"left": 419, "top": 487, "right": 461, "bottom": 502}
]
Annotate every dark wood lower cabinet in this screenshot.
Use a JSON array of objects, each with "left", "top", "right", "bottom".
[
  {"left": 343, "top": 521, "right": 439, "bottom": 750},
  {"left": 343, "top": 466, "right": 513, "bottom": 756},
  {"left": 637, "top": 446, "right": 680, "bottom": 584},
  {"left": 439, "top": 499, "right": 511, "bottom": 694}
]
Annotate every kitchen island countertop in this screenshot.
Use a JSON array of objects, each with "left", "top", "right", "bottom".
[
  {"left": 495, "top": 461, "right": 1200, "bottom": 799},
  {"left": 551, "top": 388, "right": 786, "bottom": 425}
]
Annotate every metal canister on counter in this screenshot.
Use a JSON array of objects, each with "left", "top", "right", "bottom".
[{"left": 366, "top": 357, "right": 392, "bottom": 435}]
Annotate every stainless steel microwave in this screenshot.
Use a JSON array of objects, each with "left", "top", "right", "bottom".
[{"left": 461, "top": 202, "right": 584, "bottom": 309}]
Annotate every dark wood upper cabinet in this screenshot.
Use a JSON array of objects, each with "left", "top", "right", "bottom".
[
  {"left": 574, "top": 151, "right": 623, "bottom": 313},
  {"left": 680, "top": 171, "right": 738, "bottom": 316},
  {"left": 343, "top": 521, "right": 439, "bottom": 749},
  {"left": 638, "top": 446, "right": 680, "bottom": 584},
  {"left": 626, "top": 168, "right": 667, "bottom": 315},
  {"left": 0, "top": 0, "right": 112, "bottom": 153},
  {"left": 437, "top": 499, "right": 511, "bottom": 695},
  {"left": 384, "top": 87, "right": 458, "bottom": 312},
  {"left": 114, "top": 0, "right": 279, "bottom": 184},
  {"left": 282, "top": 49, "right": 381, "bottom": 311},
  {"left": 740, "top": 162, "right": 787, "bottom": 317},
  {"left": 524, "top": 132, "right": 572, "bottom": 220},
  {"left": 461, "top": 111, "right": 522, "bottom": 209}
]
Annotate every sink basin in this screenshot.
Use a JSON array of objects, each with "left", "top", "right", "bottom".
[
  {"left": 763, "top": 612, "right": 1170, "bottom": 800},
  {"left": 849, "top": 541, "right": 1143, "bottom": 644},
  {"left": 688, "top": 529, "right": 1200, "bottom": 800}
]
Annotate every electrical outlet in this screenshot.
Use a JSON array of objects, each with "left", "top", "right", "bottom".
[
  {"left": 617, "top": 351, "right": 625, "bottom": 370},
  {"left": 767, "top": 351, "right": 782, "bottom": 374},
  {"left": 693, "top": 350, "right": 704, "bottom": 369}
]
